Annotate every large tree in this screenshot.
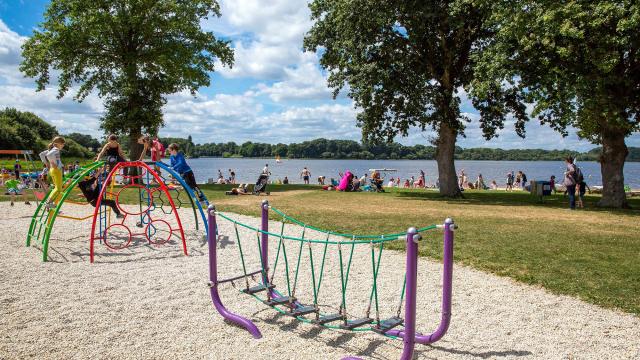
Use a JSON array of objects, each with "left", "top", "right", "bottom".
[
  {"left": 472, "top": 1, "right": 639, "bottom": 208},
  {"left": 20, "top": 0, "right": 234, "bottom": 160},
  {"left": 304, "top": 0, "right": 526, "bottom": 196}
]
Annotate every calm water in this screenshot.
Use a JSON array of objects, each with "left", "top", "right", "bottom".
[{"left": 187, "top": 158, "right": 640, "bottom": 188}]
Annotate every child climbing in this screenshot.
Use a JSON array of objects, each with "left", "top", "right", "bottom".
[
  {"left": 77, "top": 170, "right": 123, "bottom": 218},
  {"left": 5, "top": 177, "right": 30, "bottom": 206},
  {"left": 45, "top": 136, "right": 65, "bottom": 210},
  {"left": 136, "top": 135, "right": 152, "bottom": 161},
  {"left": 167, "top": 143, "right": 205, "bottom": 202},
  {"left": 96, "top": 134, "right": 126, "bottom": 165}
]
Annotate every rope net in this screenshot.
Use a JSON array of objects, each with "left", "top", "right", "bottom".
[{"left": 213, "top": 206, "right": 437, "bottom": 335}]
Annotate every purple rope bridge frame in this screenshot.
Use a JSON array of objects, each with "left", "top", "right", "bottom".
[{"left": 207, "top": 201, "right": 455, "bottom": 360}]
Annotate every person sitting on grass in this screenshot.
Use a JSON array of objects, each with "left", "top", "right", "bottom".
[
  {"left": 490, "top": 180, "right": 498, "bottom": 190},
  {"left": 370, "top": 170, "right": 384, "bottom": 192},
  {"left": 5, "top": 177, "right": 30, "bottom": 206},
  {"left": 77, "top": 170, "right": 123, "bottom": 218},
  {"left": 167, "top": 143, "right": 206, "bottom": 202},
  {"left": 283, "top": 176, "right": 289, "bottom": 184},
  {"left": 226, "top": 184, "right": 251, "bottom": 195}
]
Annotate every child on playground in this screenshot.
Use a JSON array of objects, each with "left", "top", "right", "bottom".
[
  {"left": 44, "top": 136, "right": 65, "bottom": 210},
  {"left": 5, "top": 177, "right": 30, "bottom": 206},
  {"left": 167, "top": 143, "right": 205, "bottom": 202},
  {"left": 77, "top": 170, "right": 123, "bottom": 218},
  {"left": 96, "top": 134, "right": 126, "bottom": 165}
]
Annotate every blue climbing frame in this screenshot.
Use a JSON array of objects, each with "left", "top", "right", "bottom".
[{"left": 154, "top": 161, "right": 209, "bottom": 235}]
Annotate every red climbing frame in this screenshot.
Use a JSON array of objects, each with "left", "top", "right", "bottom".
[{"left": 89, "top": 161, "right": 187, "bottom": 263}]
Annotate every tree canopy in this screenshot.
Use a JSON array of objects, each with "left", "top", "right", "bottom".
[
  {"left": 0, "top": 108, "right": 92, "bottom": 157},
  {"left": 304, "top": 0, "right": 526, "bottom": 196},
  {"left": 20, "top": 0, "right": 234, "bottom": 159},
  {"left": 472, "top": 0, "right": 640, "bottom": 207}
]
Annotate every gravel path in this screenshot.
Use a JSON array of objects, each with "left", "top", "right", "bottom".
[{"left": 0, "top": 201, "right": 638, "bottom": 360}]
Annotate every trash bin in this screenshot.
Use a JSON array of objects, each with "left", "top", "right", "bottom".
[{"left": 530, "top": 180, "right": 552, "bottom": 200}]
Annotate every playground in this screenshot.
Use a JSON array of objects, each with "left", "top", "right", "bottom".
[{"left": 1, "top": 193, "right": 639, "bottom": 358}]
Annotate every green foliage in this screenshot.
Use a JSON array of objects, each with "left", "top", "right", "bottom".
[
  {"left": 20, "top": 0, "right": 234, "bottom": 158},
  {"left": 159, "top": 136, "right": 195, "bottom": 157},
  {"left": 471, "top": 0, "right": 640, "bottom": 207},
  {"left": 65, "top": 132, "right": 101, "bottom": 151},
  {"left": 304, "top": 0, "right": 517, "bottom": 141},
  {"left": 0, "top": 108, "right": 92, "bottom": 157},
  {"left": 472, "top": 0, "right": 640, "bottom": 142}
]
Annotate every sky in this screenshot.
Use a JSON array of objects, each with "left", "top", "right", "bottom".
[{"left": 0, "top": 0, "right": 638, "bottom": 151}]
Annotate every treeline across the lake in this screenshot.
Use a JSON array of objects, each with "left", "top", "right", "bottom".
[{"left": 191, "top": 138, "right": 640, "bottom": 162}]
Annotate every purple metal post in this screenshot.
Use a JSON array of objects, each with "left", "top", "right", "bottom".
[
  {"left": 260, "top": 200, "right": 269, "bottom": 286},
  {"left": 386, "top": 218, "right": 455, "bottom": 345},
  {"left": 342, "top": 227, "right": 422, "bottom": 360},
  {"left": 207, "top": 204, "right": 262, "bottom": 339},
  {"left": 399, "top": 227, "right": 419, "bottom": 359}
]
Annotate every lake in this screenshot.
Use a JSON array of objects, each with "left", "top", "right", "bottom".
[{"left": 186, "top": 158, "right": 640, "bottom": 188}]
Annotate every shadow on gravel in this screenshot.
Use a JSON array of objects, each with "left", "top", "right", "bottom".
[{"left": 426, "top": 344, "right": 532, "bottom": 358}]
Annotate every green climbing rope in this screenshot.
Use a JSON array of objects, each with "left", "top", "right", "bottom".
[
  {"left": 233, "top": 223, "right": 250, "bottom": 288},
  {"left": 314, "top": 232, "right": 330, "bottom": 300},
  {"left": 291, "top": 226, "right": 306, "bottom": 298},
  {"left": 367, "top": 241, "right": 384, "bottom": 324}
]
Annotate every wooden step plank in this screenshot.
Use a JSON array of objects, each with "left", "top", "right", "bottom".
[
  {"left": 287, "top": 305, "right": 317, "bottom": 317},
  {"left": 340, "top": 317, "right": 373, "bottom": 330},
  {"left": 264, "top": 296, "right": 296, "bottom": 306},
  {"left": 372, "top": 317, "right": 404, "bottom": 334},
  {"left": 312, "top": 313, "right": 344, "bottom": 325},
  {"left": 242, "top": 283, "right": 275, "bottom": 295}
]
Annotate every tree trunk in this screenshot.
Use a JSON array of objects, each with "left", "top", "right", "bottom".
[
  {"left": 436, "top": 123, "right": 462, "bottom": 197},
  {"left": 128, "top": 128, "right": 143, "bottom": 183},
  {"left": 597, "top": 131, "right": 629, "bottom": 208},
  {"left": 128, "top": 128, "right": 143, "bottom": 162}
]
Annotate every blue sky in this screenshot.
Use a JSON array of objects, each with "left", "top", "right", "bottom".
[{"left": 0, "top": 0, "right": 638, "bottom": 150}]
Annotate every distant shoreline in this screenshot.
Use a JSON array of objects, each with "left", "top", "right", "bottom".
[{"left": 191, "top": 156, "right": 637, "bottom": 163}]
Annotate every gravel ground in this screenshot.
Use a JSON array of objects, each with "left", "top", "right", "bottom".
[{"left": 0, "top": 201, "right": 638, "bottom": 360}]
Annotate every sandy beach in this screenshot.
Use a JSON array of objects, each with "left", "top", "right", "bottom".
[{"left": 1, "top": 201, "right": 638, "bottom": 360}]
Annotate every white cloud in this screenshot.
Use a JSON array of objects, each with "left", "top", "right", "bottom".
[
  {"left": 0, "top": 19, "right": 29, "bottom": 84},
  {"left": 2, "top": 11, "right": 639, "bottom": 150},
  {"left": 254, "top": 55, "right": 332, "bottom": 102}
]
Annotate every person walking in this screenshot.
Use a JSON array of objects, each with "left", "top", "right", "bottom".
[
  {"left": 14, "top": 159, "right": 21, "bottom": 180},
  {"left": 520, "top": 171, "right": 528, "bottom": 190},
  {"left": 458, "top": 169, "right": 466, "bottom": 189},
  {"left": 506, "top": 172, "right": 514, "bottom": 192},
  {"left": 564, "top": 156, "right": 578, "bottom": 210},
  {"left": 300, "top": 167, "right": 311, "bottom": 184}
]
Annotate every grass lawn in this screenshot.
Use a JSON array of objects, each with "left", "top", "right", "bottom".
[
  {"left": 4, "top": 182, "right": 639, "bottom": 316},
  {"left": 205, "top": 185, "right": 640, "bottom": 316}
]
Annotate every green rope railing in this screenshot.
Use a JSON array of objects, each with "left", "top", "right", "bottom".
[
  {"left": 270, "top": 206, "right": 436, "bottom": 240},
  {"left": 215, "top": 211, "right": 437, "bottom": 245}
]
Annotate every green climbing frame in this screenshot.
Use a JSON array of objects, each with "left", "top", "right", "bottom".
[{"left": 26, "top": 161, "right": 104, "bottom": 261}]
